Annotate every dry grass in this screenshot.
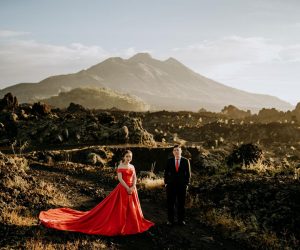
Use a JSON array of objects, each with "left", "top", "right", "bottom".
[
  {"left": 2, "top": 206, "right": 37, "bottom": 226},
  {"left": 259, "top": 231, "right": 282, "bottom": 250},
  {"left": 242, "top": 158, "right": 299, "bottom": 179},
  {"left": 25, "top": 238, "right": 107, "bottom": 250},
  {"left": 241, "top": 159, "right": 273, "bottom": 173},
  {"left": 204, "top": 208, "right": 246, "bottom": 233},
  {"left": 294, "top": 167, "right": 300, "bottom": 180},
  {"left": 3, "top": 175, "right": 30, "bottom": 191},
  {"left": 200, "top": 208, "right": 290, "bottom": 249},
  {"left": 37, "top": 180, "right": 71, "bottom": 207},
  {"left": 0, "top": 153, "right": 29, "bottom": 171},
  {"left": 139, "top": 177, "right": 164, "bottom": 190}
]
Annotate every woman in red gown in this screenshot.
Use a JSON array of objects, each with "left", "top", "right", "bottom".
[{"left": 39, "top": 150, "right": 154, "bottom": 236}]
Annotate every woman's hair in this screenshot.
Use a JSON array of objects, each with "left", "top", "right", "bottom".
[{"left": 121, "top": 149, "right": 133, "bottom": 162}]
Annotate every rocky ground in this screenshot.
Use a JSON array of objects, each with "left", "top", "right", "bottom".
[
  {"left": 1, "top": 151, "right": 246, "bottom": 250},
  {"left": 1, "top": 145, "right": 299, "bottom": 249},
  {"left": 1, "top": 93, "right": 300, "bottom": 249}
]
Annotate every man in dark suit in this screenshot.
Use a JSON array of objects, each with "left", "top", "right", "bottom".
[{"left": 164, "top": 145, "right": 191, "bottom": 226}]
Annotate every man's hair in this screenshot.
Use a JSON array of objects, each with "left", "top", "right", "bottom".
[{"left": 173, "top": 144, "right": 181, "bottom": 149}]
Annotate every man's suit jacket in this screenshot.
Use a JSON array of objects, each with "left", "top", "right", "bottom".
[{"left": 164, "top": 157, "right": 191, "bottom": 186}]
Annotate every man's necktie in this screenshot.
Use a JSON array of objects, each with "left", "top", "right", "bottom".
[{"left": 176, "top": 159, "right": 179, "bottom": 172}]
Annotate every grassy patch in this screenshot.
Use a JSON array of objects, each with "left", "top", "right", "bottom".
[
  {"left": 139, "top": 177, "right": 164, "bottom": 190},
  {"left": 2, "top": 206, "right": 37, "bottom": 226}
]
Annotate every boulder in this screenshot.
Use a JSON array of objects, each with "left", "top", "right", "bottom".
[
  {"left": 32, "top": 102, "right": 51, "bottom": 116},
  {"left": 0, "top": 93, "right": 18, "bottom": 112}
]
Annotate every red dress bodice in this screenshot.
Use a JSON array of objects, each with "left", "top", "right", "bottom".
[{"left": 117, "top": 166, "right": 135, "bottom": 187}]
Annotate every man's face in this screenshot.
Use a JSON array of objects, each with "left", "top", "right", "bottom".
[{"left": 173, "top": 147, "right": 182, "bottom": 159}]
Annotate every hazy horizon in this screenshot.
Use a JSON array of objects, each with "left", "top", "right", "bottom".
[{"left": 0, "top": 0, "right": 299, "bottom": 105}]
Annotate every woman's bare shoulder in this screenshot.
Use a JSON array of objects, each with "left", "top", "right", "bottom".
[
  {"left": 129, "top": 164, "right": 135, "bottom": 170},
  {"left": 117, "top": 163, "right": 130, "bottom": 170}
]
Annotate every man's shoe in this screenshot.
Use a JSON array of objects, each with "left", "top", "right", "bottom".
[
  {"left": 178, "top": 221, "right": 186, "bottom": 226},
  {"left": 166, "top": 221, "right": 174, "bottom": 226}
]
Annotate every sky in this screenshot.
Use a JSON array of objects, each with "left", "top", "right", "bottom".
[{"left": 0, "top": 0, "right": 299, "bottom": 105}]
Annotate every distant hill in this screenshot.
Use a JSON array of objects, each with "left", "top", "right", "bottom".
[
  {"left": 0, "top": 53, "right": 293, "bottom": 112},
  {"left": 40, "top": 87, "right": 149, "bottom": 111}
]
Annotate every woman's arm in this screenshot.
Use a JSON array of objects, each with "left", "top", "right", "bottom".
[{"left": 117, "top": 172, "right": 132, "bottom": 194}]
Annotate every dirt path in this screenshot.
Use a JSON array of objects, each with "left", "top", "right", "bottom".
[{"left": 27, "top": 164, "right": 243, "bottom": 250}]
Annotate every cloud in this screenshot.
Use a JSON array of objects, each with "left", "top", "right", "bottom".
[
  {"left": 170, "top": 36, "right": 300, "bottom": 104},
  {"left": 292, "top": 22, "right": 300, "bottom": 28},
  {"left": 0, "top": 36, "right": 110, "bottom": 86},
  {"left": 124, "top": 47, "right": 138, "bottom": 57},
  {"left": 0, "top": 29, "right": 30, "bottom": 38},
  {"left": 0, "top": 30, "right": 155, "bottom": 87},
  {"left": 173, "top": 36, "right": 283, "bottom": 66},
  {"left": 171, "top": 36, "right": 300, "bottom": 76},
  {"left": 0, "top": 39, "right": 109, "bottom": 64},
  {"left": 279, "top": 44, "right": 300, "bottom": 62}
]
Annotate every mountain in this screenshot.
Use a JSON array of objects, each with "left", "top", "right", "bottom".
[
  {"left": 40, "top": 87, "right": 149, "bottom": 111},
  {"left": 0, "top": 53, "right": 293, "bottom": 112}
]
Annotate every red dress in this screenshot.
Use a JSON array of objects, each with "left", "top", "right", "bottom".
[{"left": 39, "top": 166, "right": 154, "bottom": 236}]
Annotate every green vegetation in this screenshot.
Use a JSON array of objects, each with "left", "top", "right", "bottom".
[{"left": 41, "top": 87, "right": 150, "bottom": 111}]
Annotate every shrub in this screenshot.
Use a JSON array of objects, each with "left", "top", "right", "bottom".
[{"left": 226, "top": 143, "right": 263, "bottom": 167}]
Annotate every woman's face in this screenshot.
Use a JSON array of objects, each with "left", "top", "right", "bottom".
[{"left": 123, "top": 152, "right": 132, "bottom": 163}]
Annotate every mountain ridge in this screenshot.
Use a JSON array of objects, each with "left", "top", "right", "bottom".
[{"left": 0, "top": 53, "right": 293, "bottom": 112}]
